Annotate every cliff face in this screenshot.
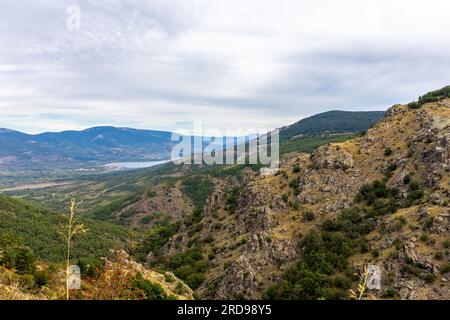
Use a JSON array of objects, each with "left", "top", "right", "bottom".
[
  {"left": 293, "top": 100, "right": 449, "bottom": 213},
  {"left": 284, "top": 100, "right": 449, "bottom": 300}
]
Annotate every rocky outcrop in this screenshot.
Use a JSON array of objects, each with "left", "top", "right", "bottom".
[
  {"left": 401, "top": 242, "right": 437, "bottom": 274},
  {"left": 213, "top": 256, "right": 258, "bottom": 299},
  {"left": 435, "top": 135, "right": 450, "bottom": 168},
  {"left": 296, "top": 168, "right": 366, "bottom": 211},
  {"left": 205, "top": 182, "right": 297, "bottom": 299},
  {"left": 235, "top": 185, "right": 278, "bottom": 233},
  {"left": 115, "top": 183, "right": 193, "bottom": 231},
  {"left": 106, "top": 250, "right": 194, "bottom": 300},
  {"left": 311, "top": 145, "right": 354, "bottom": 170},
  {"left": 210, "top": 231, "right": 298, "bottom": 299}
]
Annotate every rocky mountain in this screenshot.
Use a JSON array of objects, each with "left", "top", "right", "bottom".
[{"left": 93, "top": 92, "right": 449, "bottom": 300}]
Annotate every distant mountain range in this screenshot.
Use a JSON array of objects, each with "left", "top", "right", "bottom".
[
  {"left": 0, "top": 126, "right": 175, "bottom": 168},
  {"left": 0, "top": 110, "right": 386, "bottom": 169}
]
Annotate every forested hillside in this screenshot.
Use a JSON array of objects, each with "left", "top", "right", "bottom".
[{"left": 280, "top": 110, "right": 385, "bottom": 141}]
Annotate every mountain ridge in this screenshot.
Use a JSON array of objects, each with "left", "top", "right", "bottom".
[
  {"left": 0, "top": 126, "right": 176, "bottom": 167},
  {"left": 280, "top": 110, "right": 386, "bottom": 141},
  {"left": 0, "top": 110, "right": 386, "bottom": 169}
]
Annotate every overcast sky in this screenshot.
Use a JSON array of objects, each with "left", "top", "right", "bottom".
[{"left": 0, "top": 0, "right": 449, "bottom": 134}]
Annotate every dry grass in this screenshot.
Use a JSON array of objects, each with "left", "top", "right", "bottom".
[{"left": 0, "top": 267, "right": 39, "bottom": 300}]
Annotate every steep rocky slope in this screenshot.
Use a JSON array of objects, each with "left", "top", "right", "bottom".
[
  {"left": 107, "top": 181, "right": 194, "bottom": 231},
  {"left": 269, "top": 99, "right": 449, "bottom": 299},
  {"left": 134, "top": 98, "right": 449, "bottom": 300}
]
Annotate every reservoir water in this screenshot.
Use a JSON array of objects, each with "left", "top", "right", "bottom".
[{"left": 104, "top": 160, "right": 171, "bottom": 170}]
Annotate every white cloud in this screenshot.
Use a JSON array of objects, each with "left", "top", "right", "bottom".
[{"left": 0, "top": 0, "right": 449, "bottom": 134}]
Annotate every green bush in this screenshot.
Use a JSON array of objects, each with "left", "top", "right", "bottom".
[
  {"left": 441, "top": 264, "right": 450, "bottom": 274},
  {"left": 0, "top": 235, "right": 37, "bottom": 275},
  {"left": 381, "top": 287, "right": 399, "bottom": 299},
  {"left": 77, "top": 257, "right": 104, "bottom": 277},
  {"left": 354, "top": 180, "right": 400, "bottom": 214},
  {"left": 185, "top": 209, "right": 202, "bottom": 227},
  {"left": 182, "top": 176, "right": 214, "bottom": 210},
  {"left": 356, "top": 180, "right": 389, "bottom": 205},
  {"left": 140, "top": 216, "right": 152, "bottom": 224},
  {"left": 408, "top": 188, "right": 424, "bottom": 202},
  {"left": 132, "top": 272, "right": 170, "bottom": 300},
  {"left": 359, "top": 240, "right": 369, "bottom": 253},
  {"left": 224, "top": 261, "right": 232, "bottom": 270},
  {"left": 408, "top": 102, "right": 421, "bottom": 109},
  {"left": 203, "top": 235, "right": 214, "bottom": 244},
  {"left": 322, "top": 207, "right": 376, "bottom": 239},
  {"left": 371, "top": 249, "right": 380, "bottom": 258},
  {"left": 419, "top": 86, "right": 450, "bottom": 104},
  {"left": 403, "top": 175, "right": 411, "bottom": 185},
  {"left": 384, "top": 148, "right": 393, "bottom": 156},
  {"left": 164, "top": 273, "right": 176, "bottom": 283},
  {"left": 422, "top": 217, "right": 434, "bottom": 230},
  {"left": 34, "top": 270, "right": 50, "bottom": 287},
  {"left": 186, "top": 273, "right": 206, "bottom": 290},
  {"left": 434, "top": 251, "right": 443, "bottom": 261},
  {"left": 443, "top": 239, "right": 450, "bottom": 249},
  {"left": 401, "top": 263, "right": 436, "bottom": 283},
  {"left": 423, "top": 273, "right": 436, "bottom": 284},
  {"left": 291, "top": 201, "right": 301, "bottom": 210},
  {"left": 419, "top": 233, "right": 429, "bottom": 243},
  {"left": 162, "top": 248, "right": 209, "bottom": 290},
  {"left": 289, "top": 177, "right": 302, "bottom": 196},
  {"left": 14, "top": 246, "right": 37, "bottom": 275},
  {"left": 302, "top": 211, "right": 315, "bottom": 222},
  {"left": 19, "top": 274, "right": 35, "bottom": 289},
  {"left": 264, "top": 231, "right": 354, "bottom": 300},
  {"left": 226, "top": 188, "right": 241, "bottom": 214},
  {"left": 137, "top": 221, "right": 180, "bottom": 261},
  {"left": 408, "top": 86, "right": 450, "bottom": 108}
]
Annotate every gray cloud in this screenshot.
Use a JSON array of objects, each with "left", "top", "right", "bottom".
[{"left": 0, "top": 0, "right": 449, "bottom": 134}]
